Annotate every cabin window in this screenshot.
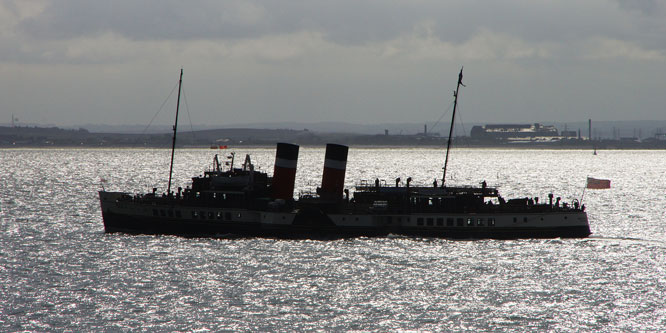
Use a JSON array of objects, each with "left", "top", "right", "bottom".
[
  {"left": 216, "top": 212, "right": 223, "bottom": 219},
  {"left": 200, "top": 211, "right": 205, "bottom": 219},
  {"left": 397, "top": 217, "right": 402, "bottom": 223},
  {"left": 564, "top": 216, "right": 568, "bottom": 220},
  {"left": 160, "top": 210, "right": 166, "bottom": 217},
  {"left": 175, "top": 210, "right": 182, "bottom": 218},
  {"left": 168, "top": 210, "right": 174, "bottom": 217},
  {"left": 153, "top": 209, "right": 158, "bottom": 217},
  {"left": 417, "top": 218, "right": 424, "bottom": 226},
  {"left": 192, "top": 211, "right": 198, "bottom": 218},
  {"left": 208, "top": 212, "right": 214, "bottom": 219},
  {"left": 489, "top": 218, "right": 495, "bottom": 226},
  {"left": 237, "top": 213, "right": 242, "bottom": 219},
  {"left": 447, "top": 218, "right": 454, "bottom": 226},
  {"left": 436, "top": 218, "right": 444, "bottom": 226},
  {"left": 342, "top": 217, "right": 346, "bottom": 221},
  {"left": 467, "top": 218, "right": 473, "bottom": 226},
  {"left": 355, "top": 217, "right": 359, "bottom": 221},
  {"left": 372, "top": 200, "right": 388, "bottom": 209},
  {"left": 477, "top": 218, "right": 484, "bottom": 226},
  {"left": 225, "top": 212, "right": 231, "bottom": 221},
  {"left": 426, "top": 218, "right": 434, "bottom": 226},
  {"left": 513, "top": 217, "right": 517, "bottom": 223},
  {"left": 457, "top": 218, "right": 464, "bottom": 227},
  {"left": 523, "top": 217, "right": 528, "bottom": 223}
]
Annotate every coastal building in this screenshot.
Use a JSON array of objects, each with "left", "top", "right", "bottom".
[{"left": 470, "top": 123, "right": 559, "bottom": 141}]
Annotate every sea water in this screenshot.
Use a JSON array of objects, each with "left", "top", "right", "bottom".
[{"left": 1, "top": 148, "right": 665, "bottom": 331}]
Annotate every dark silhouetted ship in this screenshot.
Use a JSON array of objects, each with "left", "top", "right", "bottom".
[{"left": 99, "top": 69, "right": 590, "bottom": 239}]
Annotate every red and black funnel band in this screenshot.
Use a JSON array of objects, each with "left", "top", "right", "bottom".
[
  {"left": 323, "top": 143, "right": 349, "bottom": 163},
  {"left": 272, "top": 143, "right": 299, "bottom": 200}
]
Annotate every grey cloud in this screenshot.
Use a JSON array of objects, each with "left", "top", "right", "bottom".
[
  {"left": 3, "top": 1, "right": 666, "bottom": 128},
  {"left": 613, "top": 0, "right": 666, "bottom": 50},
  {"left": 615, "top": 0, "right": 664, "bottom": 15},
  {"left": 17, "top": 0, "right": 434, "bottom": 44},
  {"left": 18, "top": 0, "right": 269, "bottom": 40},
  {"left": 14, "top": 0, "right": 665, "bottom": 49}
]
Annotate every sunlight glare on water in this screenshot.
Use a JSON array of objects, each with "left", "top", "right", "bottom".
[{"left": 1, "top": 148, "right": 666, "bottom": 330}]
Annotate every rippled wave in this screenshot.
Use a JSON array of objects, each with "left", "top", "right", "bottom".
[{"left": 1, "top": 148, "right": 665, "bottom": 330}]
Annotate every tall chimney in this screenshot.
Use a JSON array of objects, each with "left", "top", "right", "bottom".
[
  {"left": 320, "top": 143, "right": 349, "bottom": 200},
  {"left": 271, "top": 143, "right": 299, "bottom": 200},
  {"left": 588, "top": 119, "right": 592, "bottom": 140}
]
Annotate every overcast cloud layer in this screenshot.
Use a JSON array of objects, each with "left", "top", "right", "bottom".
[{"left": 1, "top": 0, "right": 665, "bottom": 128}]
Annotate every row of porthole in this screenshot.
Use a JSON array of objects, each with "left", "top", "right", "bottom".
[
  {"left": 511, "top": 216, "right": 567, "bottom": 223},
  {"left": 262, "top": 214, "right": 291, "bottom": 220},
  {"left": 151, "top": 209, "right": 241, "bottom": 221},
  {"left": 152, "top": 209, "right": 182, "bottom": 218},
  {"left": 415, "top": 217, "right": 497, "bottom": 227}
]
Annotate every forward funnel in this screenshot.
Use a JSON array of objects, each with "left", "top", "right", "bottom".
[{"left": 271, "top": 143, "right": 300, "bottom": 200}]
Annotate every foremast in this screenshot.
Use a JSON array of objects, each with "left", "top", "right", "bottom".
[
  {"left": 167, "top": 69, "right": 183, "bottom": 195},
  {"left": 442, "top": 67, "right": 465, "bottom": 187}
]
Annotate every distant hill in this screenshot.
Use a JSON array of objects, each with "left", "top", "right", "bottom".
[
  {"left": 3, "top": 119, "right": 666, "bottom": 147},
  {"left": 79, "top": 122, "right": 442, "bottom": 136},
  {"left": 77, "top": 120, "right": 666, "bottom": 139}
]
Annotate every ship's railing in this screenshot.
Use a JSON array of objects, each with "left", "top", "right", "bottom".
[
  {"left": 298, "top": 189, "right": 318, "bottom": 199},
  {"left": 354, "top": 180, "right": 499, "bottom": 197}
]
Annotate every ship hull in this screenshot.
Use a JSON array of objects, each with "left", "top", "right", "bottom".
[
  {"left": 392, "top": 226, "right": 590, "bottom": 239},
  {"left": 100, "top": 191, "right": 590, "bottom": 239},
  {"left": 101, "top": 211, "right": 390, "bottom": 239},
  {"left": 102, "top": 212, "right": 590, "bottom": 239}
]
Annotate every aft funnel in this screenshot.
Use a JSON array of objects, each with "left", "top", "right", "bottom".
[
  {"left": 319, "top": 143, "right": 349, "bottom": 200},
  {"left": 271, "top": 143, "right": 300, "bottom": 200}
]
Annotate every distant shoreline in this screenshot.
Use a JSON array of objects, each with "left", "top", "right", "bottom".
[
  {"left": 3, "top": 125, "right": 665, "bottom": 149},
  {"left": 2, "top": 144, "right": 666, "bottom": 150}
]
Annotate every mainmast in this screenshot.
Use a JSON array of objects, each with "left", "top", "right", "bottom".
[
  {"left": 442, "top": 67, "right": 465, "bottom": 186},
  {"left": 167, "top": 69, "right": 183, "bottom": 195}
]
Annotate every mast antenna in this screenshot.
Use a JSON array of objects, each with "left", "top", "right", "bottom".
[
  {"left": 442, "top": 67, "right": 465, "bottom": 187},
  {"left": 167, "top": 68, "right": 183, "bottom": 195}
]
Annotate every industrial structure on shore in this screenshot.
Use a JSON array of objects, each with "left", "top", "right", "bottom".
[{"left": 470, "top": 123, "right": 565, "bottom": 142}]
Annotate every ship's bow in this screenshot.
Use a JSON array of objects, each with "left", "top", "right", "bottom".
[{"left": 99, "top": 191, "right": 124, "bottom": 232}]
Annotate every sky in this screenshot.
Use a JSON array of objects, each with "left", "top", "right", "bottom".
[{"left": 1, "top": 0, "right": 665, "bottom": 129}]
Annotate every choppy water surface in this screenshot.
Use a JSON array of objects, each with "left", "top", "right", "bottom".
[{"left": 1, "top": 148, "right": 666, "bottom": 331}]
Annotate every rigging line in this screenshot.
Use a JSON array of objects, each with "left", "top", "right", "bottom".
[
  {"left": 141, "top": 81, "right": 180, "bottom": 136},
  {"left": 455, "top": 103, "right": 471, "bottom": 148},
  {"left": 180, "top": 84, "right": 197, "bottom": 142},
  {"left": 580, "top": 176, "right": 587, "bottom": 205},
  {"left": 430, "top": 99, "right": 455, "bottom": 133}
]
